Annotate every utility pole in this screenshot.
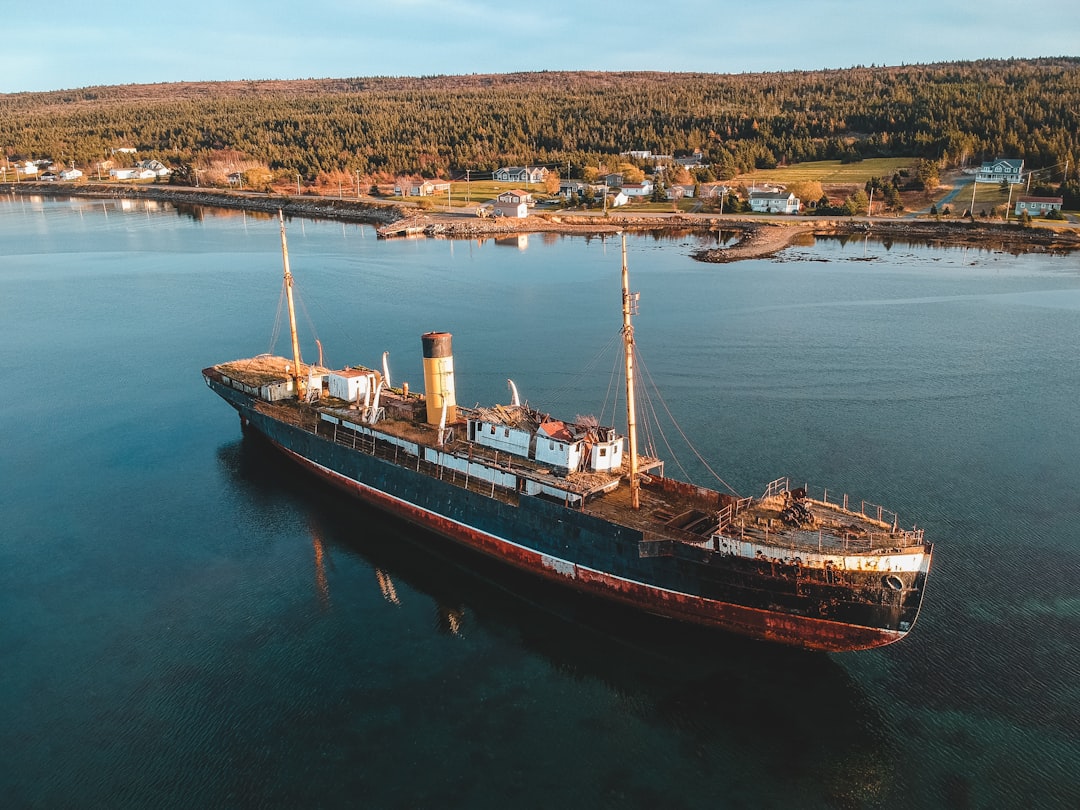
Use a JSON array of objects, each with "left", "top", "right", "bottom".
[
  {"left": 296, "top": 173, "right": 301, "bottom": 196},
  {"left": 465, "top": 169, "right": 470, "bottom": 205},
  {"left": 356, "top": 169, "right": 361, "bottom": 199},
  {"left": 969, "top": 176, "right": 978, "bottom": 217}
]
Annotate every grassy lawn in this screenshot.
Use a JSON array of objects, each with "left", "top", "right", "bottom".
[
  {"left": 388, "top": 179, "right": 559, "bottom": 209},
  {"left": 733, "top": 158, "right": 915, "bottom": 186}
]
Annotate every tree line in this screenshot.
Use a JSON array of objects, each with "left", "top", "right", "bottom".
[{"left": 1, "top": 59, "right": 1077, "bottom": 189}]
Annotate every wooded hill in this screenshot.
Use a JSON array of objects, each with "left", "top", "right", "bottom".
[{"left": 1, "top": 58, "right": 1077, "bottom": 186}]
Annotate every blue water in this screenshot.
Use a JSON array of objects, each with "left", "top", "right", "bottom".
[{"left": 1, "top": 194, "right": 1078, "bottom": 809}]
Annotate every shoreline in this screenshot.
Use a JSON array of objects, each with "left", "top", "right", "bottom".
[{"left": 5, "top": 182, "right": 1079, "bottom": 261}]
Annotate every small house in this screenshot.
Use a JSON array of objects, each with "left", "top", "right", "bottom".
[
  {"left": 559, "top": 180, "right": 587, "bottom": 199},
  {"left": 621, "top": 181, "right": 654, "bottom": 198},
  {"left": 493, "top": 190, "right": 531, "bottom": 217},
  {"left": 137, "top": 159, "right": 172, "bottom": 177},
  {"left": 607, "top": 190, "right": 629, "bottom": 208},
  {"left": 1014, "top": 196, "right": 1063, "bottom": 216},
  {"left": 749, "top": 191, "right": 800, "bottom": 214}
]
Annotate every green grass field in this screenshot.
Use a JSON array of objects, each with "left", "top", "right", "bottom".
[{"left": 733, "top": 158, "right": 915, "bottom": 186}]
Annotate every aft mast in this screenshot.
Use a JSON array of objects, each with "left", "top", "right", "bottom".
[
  {"left": 278, "top": 209, "right": 305, "bottom": 401},
  {"left": 621, "top": 234, "right": 641, "bottom": 510}
]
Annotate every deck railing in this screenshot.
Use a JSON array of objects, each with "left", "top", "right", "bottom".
[{"left": 758, "top": 477, "right": 924, "bottom": 547}]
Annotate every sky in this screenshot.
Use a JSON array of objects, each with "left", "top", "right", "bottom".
[{"left": 3, "top": 0, "right": 1078, "bottom": 94}]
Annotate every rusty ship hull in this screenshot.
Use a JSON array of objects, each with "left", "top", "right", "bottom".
[{"left": 203, "top": 368, "right": 932, "bottom": 653}]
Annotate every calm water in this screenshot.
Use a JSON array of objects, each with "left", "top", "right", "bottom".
[{"left": 2, "top": 194, "right": 1078, "bottom": 809}]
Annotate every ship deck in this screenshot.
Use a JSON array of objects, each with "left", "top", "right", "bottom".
[{"left": 211, "top": 357, "right": 925, "bottom": 557}]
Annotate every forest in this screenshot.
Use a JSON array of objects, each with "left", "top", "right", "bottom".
[{"left": 0, "top": 58, "right": 1077, "bottom": 190}]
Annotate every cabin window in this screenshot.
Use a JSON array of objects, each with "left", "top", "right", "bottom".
[
  {"left": 599, "top": 448, "right": 607, "bottom": 456},
  {"left": 489, "top": 425, "right": 496, "bottom": 435},
  {"left": 550, "top": 441, "right": 555, "bottom": 450},
  {"left": 504, "top": 428, "right": 510, "bottom": 438}
]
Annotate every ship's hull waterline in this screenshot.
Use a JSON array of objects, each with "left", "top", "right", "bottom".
[{"left": 206, "top": 374, "right": 931, "bottom": 652}]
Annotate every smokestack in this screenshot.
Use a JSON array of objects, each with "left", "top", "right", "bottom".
[{"left": 421, "top": 332, "right": 457, "bottom": 426}]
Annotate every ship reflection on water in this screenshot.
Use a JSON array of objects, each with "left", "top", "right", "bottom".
[{"left": 218, "top": 431, "right": 898, "bottom": 804}]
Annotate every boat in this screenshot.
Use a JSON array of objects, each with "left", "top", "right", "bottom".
[{"left": 203, "top": 211, "right": 933, "bottom": 652}]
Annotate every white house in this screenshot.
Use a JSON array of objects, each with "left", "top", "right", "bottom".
[
  {"left": 621, "top": 181, "right": 654, "bottom": 198},
  {"left": 493, "top": 166, "right": 548, "bottom": 184},
  {"left": 137, "top": 159, "right": 172, "bottom": 177},
  {"left": 493, "top": 190, "right": 530, "bottom": 218},
  {"left": 977, "top": 158, "right": 1024, "bottom": 184},
  {"left": 607, "top": 190, "right": 629, "bottom": 208},
  {"left": 1014, "top": 196, "right": 1063, "bottom": 216},
  {"left": 749, "top": 191, "right": 800, "bottom": 214},
  {"left": 110, "top": 168, "right": 156, "bottom": 181},
  {"left": 59, "top": 168, "right": 83, "bottom": 181}
]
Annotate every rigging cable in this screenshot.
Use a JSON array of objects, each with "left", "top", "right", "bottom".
[
  {"left": 543, "top": 330, "right": 623, "bottom": 413},
  {"left": 636, "top": 350, "right": 741, "bottom": 497},
  {"left": 268, "top": 279, "right": 287, "bottom": 355}
]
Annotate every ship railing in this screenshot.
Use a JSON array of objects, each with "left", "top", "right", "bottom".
[
  {"left": 717, "top": 504, "right": 734, "bottom": 531},
  {"left": 717, "top": 497, "right": 752, "bottom": 531},
  {"left": 729, "top": 522, "right": 925, "bottom": 554},
  {"left": 798, "top": 482, "right": 902, "bottom": 528},
  {"left": 757, "top": 479, "right": 925, "bottom": 547},
  {"left": 761, "top": 477, "right": 790, "bottom": 500},
  {"left": 322, "top": 417, "right": 522, "bottom": 506}
]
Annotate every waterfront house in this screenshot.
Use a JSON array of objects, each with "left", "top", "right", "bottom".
[
  {"left": 749, "top": 191, "right": 800, "bottom": 214},
  {"left": 606, "top": 190, "right": 629, "bottom": 208},
  {"left": 1014, "top": 196, "right": 1063, "bottom": 216},
  {"left": 395, "top": 179, "right": 452, "bottom": 197},
  {"left": 137, "top": 159, "right": 172, "bottom": 177},
  {"left": 977, "top": 158, "right": 1024, "bottom": 184},
  {"left": 492, "top": 190, "right": 531, "bottom": 218},
  {"left": 621, "top": 181, "right": 654, "bottom": 198}
]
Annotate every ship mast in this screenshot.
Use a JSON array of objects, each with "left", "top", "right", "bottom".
[
  {"left": 278, "top": 209, "right": 305, "bottom": 400},
  {"left": 621, "top": 234, "right": 640, "bottom": 510}
]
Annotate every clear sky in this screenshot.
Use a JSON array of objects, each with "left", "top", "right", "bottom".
[{"left": 4, "top": 0, "right": 1077, "bottom": 94}]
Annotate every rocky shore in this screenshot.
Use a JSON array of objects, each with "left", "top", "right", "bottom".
[{"left": 6, "top": 182, "right": 1078, "bottom": 262}]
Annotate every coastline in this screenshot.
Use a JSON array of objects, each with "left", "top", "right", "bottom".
[{"left": 5, "top": 182, "right": 1078, "bottom": 262}]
